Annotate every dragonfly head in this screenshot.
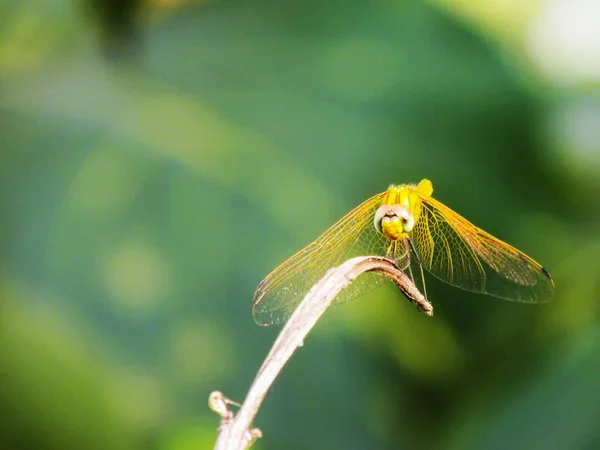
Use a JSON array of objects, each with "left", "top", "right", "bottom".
[{"left": 374, "top": 204, "right": 415, "bottom": 240}]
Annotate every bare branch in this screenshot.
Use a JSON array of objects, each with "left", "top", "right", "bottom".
[{"left": 213, "top": 256, "right": 432, "bottom": 449}]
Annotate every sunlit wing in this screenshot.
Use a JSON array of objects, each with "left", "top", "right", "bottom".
[
  {"left": 411, "top": 194, "right": 555, "bottom": 303},
  {"left": 253, "top": 192, "right": 389, "bottom": 326}
]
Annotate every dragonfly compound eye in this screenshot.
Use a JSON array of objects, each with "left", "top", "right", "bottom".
[{"left": 400, "top": 211, "right": 415, "bottom": 233}]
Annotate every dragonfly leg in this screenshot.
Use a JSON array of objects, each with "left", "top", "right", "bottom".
[
  {"left": 402, "top": 238, "right": 416, "bottom": 283},
  {"left": 385, "top": 241, "right": 395, "bottom": 259},
  {"left": 395, "top": 240, "right": 410, "bottom": 270},
  {"left": 406, "top": 237, "right": 428, "bottom": 301}
]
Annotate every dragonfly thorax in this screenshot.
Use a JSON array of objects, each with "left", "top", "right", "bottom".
[{"left": 374, "top": 204, "right": 415, "bottom": 240}]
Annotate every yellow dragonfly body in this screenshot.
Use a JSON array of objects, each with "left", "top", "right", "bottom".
[{"left": 253, "top": 179, "right": 554, "bottom": 326}]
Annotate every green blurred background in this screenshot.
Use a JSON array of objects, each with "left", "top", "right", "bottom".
[{"left": 1, "top": 0, "right": 599, "bottom": 449}]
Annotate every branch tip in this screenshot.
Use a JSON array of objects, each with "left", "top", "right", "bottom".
[{"left": 213, "top": 256, "right": 431, "bottom": 449}]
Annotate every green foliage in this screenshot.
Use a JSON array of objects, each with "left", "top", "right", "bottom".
[{"left": 1, "top": 0, "right": 599, "bottom": 449}]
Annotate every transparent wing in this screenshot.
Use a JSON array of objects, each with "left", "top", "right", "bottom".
[
  {"left": 253, "top": 192, "right": 389, "bottom": 326},
  {"left": 411, "top": 194, "right": 554, "bottom": 303}
]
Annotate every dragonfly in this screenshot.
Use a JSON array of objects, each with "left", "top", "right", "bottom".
[{"left": 253, "top": 179, "right": 554, "bottom": 326}]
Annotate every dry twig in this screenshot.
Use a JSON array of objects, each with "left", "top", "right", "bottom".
[{"left": 212, "top": 256, "right": 432, "bottom": 449}]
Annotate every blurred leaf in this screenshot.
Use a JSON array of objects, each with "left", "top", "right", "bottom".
[
  {"left": 1, "top": 0, "right": 598, "bottom": 449},
  {"left": 0, "top": 286, "right": 138, "bottom": 449},
  {"left": 444, "top": 324, "right": 600, "bottom": 450}
]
